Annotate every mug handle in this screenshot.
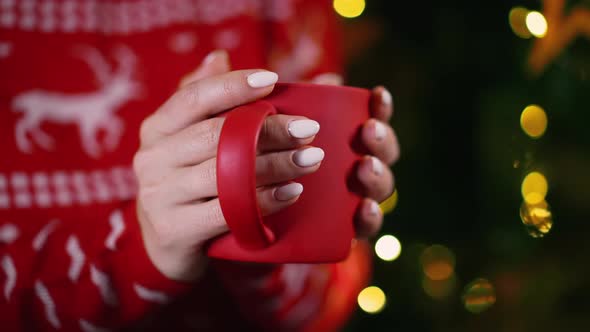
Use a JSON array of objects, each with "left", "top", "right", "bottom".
[{"left": 216, "top": 100, "right": 277, "bottom": 250}]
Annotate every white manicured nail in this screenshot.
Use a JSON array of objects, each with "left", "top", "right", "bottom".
[
  {"left": 371, "top": 156, "right": 383, "bottom": 175},
  {"left": 369, "top": 200, "right": 380, "bottom": 216},
  {"left": 374, "top": 121, "right": 386, "bottom": 141},
  {"left": 247, "top": 71, "right": 278, "bottom": 88},
  {"left": 293, "top": 147, "right": 325, "bottom": 167},
  {"left": 274, "top": 183, "right": 303, "bottom": 201},
  {"left": 381, "top": 88, "right": 392, "bottom": 105},
  {"left": 288, "top": 120, "right": 320, "bottom": 139}
]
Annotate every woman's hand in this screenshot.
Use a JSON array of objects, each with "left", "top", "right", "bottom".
[
  {"left": 311, "top": 75, "right": 400, "bottom": 238},
  {"left": 134, "top": 52, "right": 325, "bottom": 281}
]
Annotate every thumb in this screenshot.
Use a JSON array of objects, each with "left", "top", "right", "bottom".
[{"left": 179, "top": 50, "right": 232, "bottom": 88}]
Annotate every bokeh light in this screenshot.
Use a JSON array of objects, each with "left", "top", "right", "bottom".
[
  {"left": 520, "top": 104, "right": 548, "bottom": 138},
  {"left": 525, "top": 11, "right": 548, "bottom": 38},
  {"left": 357, "top": 286, "right": 386, "bottom": 314},
  {"left": 422, "top": 275, "right": 456, "bottom": 299},
  {"left": 375, "top": 234, "right": 402, "bottom": 261},
  {"left": 421, "top": 245, "right": 455, "bottom": 281},
  {"left": 462, "top": 278, "right": 496, "bottom": 313},
  {"left": 379, "top": 189, "right": 398, "bottom": 214},
  {"left": 520, "top": 199, "right": 553, "bottom": 238},
  {"left": 521, "top": 171, "right": 548, "bottom": 205},
  {"left": 509, "top": 7, "right": 532, "bottom": 39},
  {"left": 333, "top": 0, "right": 366, "bottom": 18}
]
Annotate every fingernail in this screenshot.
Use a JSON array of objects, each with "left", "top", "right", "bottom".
[
  {"left": 381, "top": 88, "right": 392, "bottom": 106},
  {"left": 202, "top": 50, "right": 219, "bottom": 65},
  {"left": 369, "top": 200, "right": 380, "bottom": 216},
  {"left": 371, "top": 156, "right": 383, "bottom": 175},
  {"left": 293, "top": 147, "right": 325, "bottom": 167},
  {"left": 288, "top": 120, "right": 320, "bottom": 139},
  {"left": 247, "top": 71, "right": 279, "bottom": 88},
  {"left": 274, "top": 183, "right": 303, "bottom": 201},
  {"left": 374, "top": 121, "right": 386, "bottom": 141}
]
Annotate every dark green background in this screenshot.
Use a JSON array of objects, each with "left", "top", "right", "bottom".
[{"left": 344, "top": 0, "right": 590, "bottom": 331}]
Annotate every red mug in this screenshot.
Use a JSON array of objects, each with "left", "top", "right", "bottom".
[{"left": 206, "top": 83, "right": 371, "bottom": 263}]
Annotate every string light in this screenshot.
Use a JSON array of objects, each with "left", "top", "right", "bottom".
[
  {"left": 357, "top": 286, "right": 386, "bottom": 314},
  {"left": 375, "top": 235, "right": 402, "bottom": 261},
  {"left": 333, "top": 0, "right": 366, "bottom": 18},
  {"left": 521, "top": 171, "right": 548, "bottom": 205},
  {"left": 520, "top": 104, "right": 547, "bottom": 138},
  {"left": 420, "top": 245, "right": 455, "bottom": 281},
  {"left": 526, "top": 11, "right": 548, "bottom": 38},
  {"left": 509, "top": 7, "right": 532, "bottom": 39},
  {"left": 462, "top": 278, "right": 496, "bottom": 313}
]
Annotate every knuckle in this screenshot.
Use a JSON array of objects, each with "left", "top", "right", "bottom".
[
  {"left": 221, "top": 78, "right": 235, "bottom": 98},
  {"left": 203, "top": 203, "right": 224, "bottom": 230},
  {"left": 176, "top": 81, "right": 202, "bottom": 109}
]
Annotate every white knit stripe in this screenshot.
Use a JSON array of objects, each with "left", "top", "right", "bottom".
[
  {"left": 90, "top": 265, "right": 118, "bottom": 306},
  {"left": 0, "top": 223, "right": 19, "bottom": 244},
  {"left": 133, "top": 283, "right": 169, "bottom": 304},
  {"left": 32, "top": 219, "right": 59, "bottom": 251},
  {"left": 79, "top": 319, "right": 111, "bottom": 332},
  {"left": 34, "top": 280, "right": 61, "bottom": 329},
  {"left": 105, "top": 210, "right": 124, "bottom": 251},
  {"left": 280, "top": 264, "right": 312, "bottom": 299},
  {"left": 1, "top": 255, "right": 16, "bottom": 301},
  {"left": 66, "top": 235, "right": 85, "bottom": 282}
]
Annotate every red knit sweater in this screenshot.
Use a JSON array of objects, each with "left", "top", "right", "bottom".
[{"left": 0, "top": 1, "right": 369, "bottom": 331}]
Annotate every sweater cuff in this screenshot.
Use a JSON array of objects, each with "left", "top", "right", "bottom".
[{"left": 111, "top": 202, "right": 193, "bottom": 322}]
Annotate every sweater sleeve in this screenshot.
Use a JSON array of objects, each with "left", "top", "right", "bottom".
[
  {"left": 0, "top": 202, "right": 192, "bottom": 331},
  {"left": 212, "top": 241, "right": 372, "bottom": 331},
  {"left": 265, "top": 0, "right": 345, "bottom": 82}
]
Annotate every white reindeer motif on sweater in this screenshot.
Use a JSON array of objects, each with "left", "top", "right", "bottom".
[{"left": 12, "top": 45, "right": 142, "bottom": 158}]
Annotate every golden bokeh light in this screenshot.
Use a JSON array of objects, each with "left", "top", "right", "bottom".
[
  {"left": 422, "top": 275, "right": 456, "bottom": 299},
  {"left": 421, "top": 245, "right": 455, "bottom": 281},
  {"left": 509, "top": 7, "right": 532, "bottom": 39},
  {"left": 520, "top": 199, "right": 553, "bottom": 238},
  {"left": 357, "top": 286, "right": 386, "bottom": 314},
  {"left": 520, "top": 104, "right": 548, "bottom": 138},
  {"left": 521, "top": 171, "right": 548, "bottom": 205},
  {"left": 379, "top": 189, "right": 398, "bottom": 214},
  {"left": 462, "top": 278, "right": 496, "bottom": 313},
  {"left": 375, "top": 234, "right": 402, "bottom": 261},
  {"left": 526, "top": 11, "right": 548, "bottom": 38},
  {"left": 333, "top": 0, "right": 366, "bottom": 18}
]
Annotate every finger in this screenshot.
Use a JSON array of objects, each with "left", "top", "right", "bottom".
[
  {"left": 140, "top": 69, "right": 279, "bottom": 147},
  {"left": 357, "top": 155, "right": 395, "bottom": 202},
  {"left": 179, "top": 50, "right": 231, "bottom": 88},
  {"left": 362, "top": 118, "right": 400, "bottom": 165},
  {"left": 258, "top": 115, "right": 320, "bottom": 152},
  {"left": 144, "top": 114, "right": 320, "bottom": 173},
  {"left": 168, "top": 182, "right": 304, "bottom": 243},
  {"left": 370, "top": 86, "right": 393, "bottom": 122},
  {"left": 355, "top": 198, "right": 383, "bottom": 238},
  {"left": 162, "top": 147, "right": 323, "bottom": 202},
  {"left": 309, "top": 72, "right": 344, "bottom": 86}
]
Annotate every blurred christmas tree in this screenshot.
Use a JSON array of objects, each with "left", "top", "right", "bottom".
[{"left": 337, "top": 0, "right": 590, "bottom": 330}]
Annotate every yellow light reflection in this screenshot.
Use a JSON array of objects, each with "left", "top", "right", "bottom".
[
  {"left": 521, "top": 171, "right": 548, "bottom": 205},
  {"left": 520, "top": 104, "right": 548, "bottom": 138},
  {"left": 379, "top": 189, "right": 398, "bottom": 215},
  {"left": 520, "top": 199, "right": 553, "bottom": 238},
  {"left": 462, "top": 278, "right": 496, "bottom": 313},
  {"left": 333, "top": 0, "right": 366, "bottom": 18},
  {"left": 375, "top": 235, "right": 402, "bottom": 261},
  {"left": 422, "top": 275, "right": 456, "bottom": 299},
  {"left": 509, "top": 7, "right": 532, "bottom": 39},
  {"left": 357, "top": 286, "right": 386, "bottom": 314},
  {"left": 526, "top": 11, "right": 548, "bottom": 38},
  {"left": 420, "top": 245, "right": 455, "bottom": 281}
]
